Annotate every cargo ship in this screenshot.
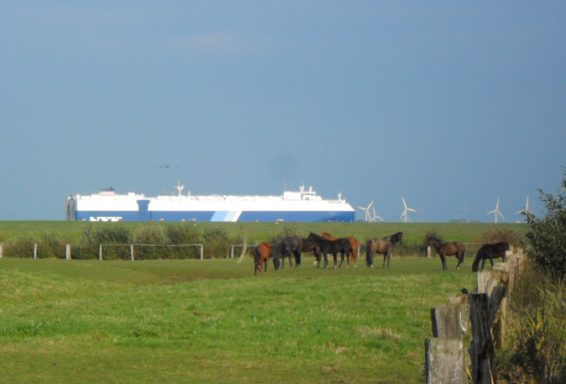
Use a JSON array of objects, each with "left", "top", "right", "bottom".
[{"left": 66, "top": 182, "right": 356, "bottom": 222}]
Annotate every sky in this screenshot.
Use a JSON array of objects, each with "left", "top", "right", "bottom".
[{"left": 1, "top": 1, "right": 565, "bottom": 222}]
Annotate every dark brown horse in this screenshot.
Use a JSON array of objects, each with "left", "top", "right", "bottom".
[
  {"left": 306, "top": 232, "right": 352, "bottom": 269},
  {"left": 302, "top": 237, "right": 322, "bottom": 267},
  {"left": 273, "top": 236, "right": 303, "bottom": 270},
  {"left": 366, "top": 232, "right": 403, "bottom": 269},
  {"left": 425, "top": 235, "right": 466, "bottom": 270},
  {"left": 322, "top": 232, "right": 360, "bottom": 267},
  {"left": 472, "top": 242, "right": 510, "bottom": 272},
  {"left": 253, "top": 242, "right": 272, "bottom": 275}
]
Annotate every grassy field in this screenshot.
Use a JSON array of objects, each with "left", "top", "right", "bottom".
[
  {"left": 0, "top": 256, "right": 478, "bottom": 383},
  {"left": 0, "top": 220, "right": 527, "bottom": 245}
]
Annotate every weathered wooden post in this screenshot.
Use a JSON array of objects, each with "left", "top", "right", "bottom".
[
  {"left": 425, "top": 338, "right": 466, "bottom": 384},
  {"left": 427, "top": 245, "right": 432, "bottom": 258},
  {"left": 99, "top": 244, "right": 103, "bottom": 261},
  {"left": 469, "top": 286, "right": 507, "bottom": 383},
  {"left": 0, "top": 243, "right": 3, "bottom": 258},
  {"left": 33, "top": 243, "right": 38, "bottom": 259},
  {"left": 425, "top": 301, "right": 469, "bottom": 384},
  {"left": 66, "top": 244, "right": 71, "bottom": 260},
  {"left": 130, "top": 244, "right": 135, "bottom": 261}
]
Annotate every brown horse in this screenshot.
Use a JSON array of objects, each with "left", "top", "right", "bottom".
[
  {"left": 366, "top": 232, "right": 403, "bottom": 269},
  {"left": 322, "top": 232, "right": 360, "bottom": 267},
  {"left": 425, "top": 235, "right": 466, "bottom": 270},
  {"left": 253, "top": 242, "right": 272, "bottom": 275}
]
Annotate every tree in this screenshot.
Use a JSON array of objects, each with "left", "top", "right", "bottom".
[{"left": 524, "top": 171, "right": 566, "bottom": 281}]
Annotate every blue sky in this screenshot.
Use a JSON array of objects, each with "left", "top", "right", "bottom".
[{"left": 1, "top": 1, "right": 564, "bottom": 222}]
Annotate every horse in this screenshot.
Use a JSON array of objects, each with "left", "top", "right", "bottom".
[
  {"left": 273, "top": 236, "right": 303, "bottom": 270},
  {"left": 306, "top": 232, "right": 352, "bottom": 269},
  {"left": 471, "top": 242, "right": 510, "bottom": 272},
  {"left": 366, "top": 232, "right": 403, "bottom": 269},
  {"left": 302, "top": 237, "right": 323, "bottom": 267},
  {"left": 425, "top": 235, "right": 466, "bottom": 270},
  {"left": 322, "top": 232, "right": 360, "bottom": 267},
  {"left": 253, "top": 242, "right": 272, "bottom": 275}
]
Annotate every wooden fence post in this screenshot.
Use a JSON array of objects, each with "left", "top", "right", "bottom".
[
  {"left": 33, "top": 243, "right": 38, "bottom": 259},
  {"left": 66, "top": 244, "right": 71, "bottom": 260},
  {"left": 425, "top": 338, "right": 466, "bottom": 384},
  {"left": 431, "top": 303, "right": 469, "bottom": 339},
  {"left": 130, "top": 244, "right": 135, "bottom": 261},
  {"left": 0, "top": 243, "right": 3, "bottom": 258}
]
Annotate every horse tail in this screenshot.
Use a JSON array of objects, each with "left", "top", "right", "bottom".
[{"left": 253, "top": 246, "right": 260, "bottom": 275}]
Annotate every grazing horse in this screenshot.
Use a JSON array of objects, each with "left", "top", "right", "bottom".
[
  {"left": 366, "top": 232, "right": 403, "bottom": 269},
  {"left": 472, "top": 242, "right": 510, "bottom": 272},
  {"left": 302, "top": 237, "right": 323, "bottom": 267},
  {"left": 425, "top": 235, "right": 466, "bottom": 270},
  {"left": 273, "top": 236, "right": 303, "bottom": 270},
  {"left": 253, "top": 242, "right": 272, "bottom": 275},
  {"left": 322, "top": 232, "right": 360, "bottom": 267},
  {"left": 306, "top": 232, "right": 352, "bottom": 269}
]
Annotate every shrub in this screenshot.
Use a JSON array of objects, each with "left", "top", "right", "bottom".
[
  {"left": 502, "top": 267, "right": 566, "bottom": 383},
  {"left": 165, "top": 223, "right": 202, "bottom": 259},
  {"left": 37, "top": 232, "right": 66, "bottom": 258},
  {"left": 524, "top": 175, "right": 566, "bottom": 281},
  {"left": 202, "top": 227, "right": 230, "bottom": 259},
  {"left": 77, "top": 225, "right": 132, "bottom": 260},
  {"left": 132, "top": 223, "right": 170, "bottom": 260},
  {"left": 500, "top": 173, "right": 566, "bottom": 383},
  {"left": 4, "top": 236, "right": 36, "bottom": 258},
  {"left": 480, "top": 228, "right": 521, "bottom": 247}
]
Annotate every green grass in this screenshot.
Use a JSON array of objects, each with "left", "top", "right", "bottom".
[
  {"left": 0, "top": 256, "right": 476, "bottom": 383},
  {"left": 0, "top": 220, "right": 527, "bottom": 245}
]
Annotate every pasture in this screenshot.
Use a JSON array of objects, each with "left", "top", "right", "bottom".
[
  {"left": 0, "top": 221, "right": 526, "bottom": 382},
  {"left": 0, "top": 256, "right": 477, "bottom": 383}
]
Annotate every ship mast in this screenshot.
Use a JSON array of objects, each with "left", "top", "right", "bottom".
[{"left": 176, "top": 179, "right": 185, "bottom": 196}]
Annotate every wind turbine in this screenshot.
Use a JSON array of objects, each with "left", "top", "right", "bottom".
[
  {"left": 516, "top": 195, "right": 532, "bottom": 216},
  {"left": 357, "top": 201, "right": 383, "bottom": 222},
  {"left": 487, "top": 198, "right": 505, "bottom": 223},
  {"left": 400, "top": 197, "right": 417, "bottom": 223}
]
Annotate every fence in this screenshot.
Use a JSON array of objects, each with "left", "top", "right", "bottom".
[
  {"left": 0, "top": 243, "right": 204, "bottom": 261},
  {"left": 425, "top": 248, "right": 525, "bottom": 383}
]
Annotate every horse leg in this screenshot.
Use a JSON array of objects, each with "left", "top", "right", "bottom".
[
  {"left": 456, "top": 254, "right": 463, "bottom": 270},
  {"left": 489, "top": 257, "right": 494, "bottom": 270},
  {"left": 366, "top": 249, "right": 373, "bottom": 267},
  {"left": 314, "top": 249, "right": 321, "bottom": 268},
  {"left": 440, "top": 254, "right": 447, "bottom": 270}
]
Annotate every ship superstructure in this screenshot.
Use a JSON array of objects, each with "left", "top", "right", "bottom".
[{"left": 66, "top": 183, "right": 355, "bottom": 222}]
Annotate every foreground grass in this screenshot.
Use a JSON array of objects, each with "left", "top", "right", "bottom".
[{"left": 0, "top": 257, "right": 475, "bottom": 383}]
